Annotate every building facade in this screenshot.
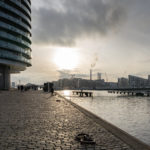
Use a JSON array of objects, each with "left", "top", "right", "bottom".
[
  {"left": 97, "top": 72, "right": 101, "bottom": 80},
  {"left": 118, "top": 77, "right": 129, "bottom": 88},
  {"left": 128, "top": 75, "right": 147, "bottom": 88},
  {"left": 0, "top": 0, "right": 32, "bottom": 90}
]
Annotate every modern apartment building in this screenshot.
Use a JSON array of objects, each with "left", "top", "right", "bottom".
[
  {"left": 0, "top": 0, "right": 32, "bottom": 90},
  {"left": 118, "top": 77, "right": 129, "bottom": 88},
  {"left": 128, "top": 75, "right": 148, "bottom": 88}
]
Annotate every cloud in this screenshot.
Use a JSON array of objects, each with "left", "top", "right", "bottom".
[
  {"left": 58, "top": 69, "right": 89, "bottom": 79},
  {"left": 58, "top": 70, "right": 71, "bottom": 79},
  {"left": 32, "top": 0, "right": 126, "bottom": 46},
  {"left": 134, "top": 72, "right": 150, "bottom": 78}
]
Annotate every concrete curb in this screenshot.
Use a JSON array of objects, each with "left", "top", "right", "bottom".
[{"left": 57, "top": 93, "right": 150, "bottom": 150}]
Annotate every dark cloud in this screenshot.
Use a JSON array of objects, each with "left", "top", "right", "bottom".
[
  {"left": 32, "top": 0, "right": 126, "bottom": 45},
  {"left": 58, "top": 69, "right": 89, "bottom": 79},
  {"left": 58, "top": 70, "right": 71, "bottom": 79}
]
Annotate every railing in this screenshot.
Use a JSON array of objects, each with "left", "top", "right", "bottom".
[
  {"left": 23, "top": 0, "right": 31, "bottom": 10},
  {"left": 10, "top": 0, "right": 31, "bottom": 17},
  {"left": 0, "top": 12, "right": 31, "bottom": 32},
  {"left": 0, "top": 31, "right": 31, "bottom": 49},
  {"left": 0, "top": 50, "right": 31, "bottom": 66},
  {"left": 0, "top": 21, "right": 31, "bottom": 42},
  {"left": 0, "top": 41, "right": 31, "bottom": 58},
  {"left": 0, "top": 1, "right": 31, "bottom": 23}
]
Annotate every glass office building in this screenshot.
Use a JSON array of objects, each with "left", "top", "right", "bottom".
[{"left": 0, "top": 0, "right": 32, "bottom": 90}]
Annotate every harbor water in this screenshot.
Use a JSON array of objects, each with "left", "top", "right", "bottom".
[{"left": 58, "top": 90, "right": 150, "bottom": 145}]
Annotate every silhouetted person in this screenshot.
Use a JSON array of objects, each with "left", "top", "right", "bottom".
[
  {"left": 51, "top": 87, "right": 54, "bottom": 96},
  {"left": 21, "top": 85, "right": 24, "bottom": 92}
]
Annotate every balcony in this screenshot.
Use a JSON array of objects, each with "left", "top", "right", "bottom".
[
  {"left": 0, "top": 1, "right": 31, "bottom": 23},
  {"left": 23, "top": 0, "right": 31, "bottom": 11},
  {"left": 0, "top": 12, "right": 31, "bottom": 33},
  {"left": 0, "top": 31, "right": 31, "bottom": 49},
  {"left": 0, "top": 50, "right": 31, "bottom": 66},
  {"left": 10, "top": 0, "right": 31, "bottom": 17},
  {"left": 0, "top": 41, "right": 31, "bottom": 58},
  {"left": 0, "top": 21, "right": 31, "bottom": 42}
]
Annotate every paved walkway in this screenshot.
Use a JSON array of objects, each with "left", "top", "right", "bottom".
[{"left": 0, "top": 91, "right": 133, "bottom": 150}]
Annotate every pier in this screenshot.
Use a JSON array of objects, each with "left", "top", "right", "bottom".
[
  {"left": 72, "top": 91, "right": 93, "bottom": 97},
  {"left": 106, "top": 88, "right": 150, "bottom": 96}
]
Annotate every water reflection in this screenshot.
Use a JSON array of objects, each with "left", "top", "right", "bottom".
[{"left": 63, "top": 90, "right": 71, "bottom": 96}]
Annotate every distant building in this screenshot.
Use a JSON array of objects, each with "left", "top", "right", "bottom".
[
  {"left": 53, "top": 77, "right": 117, "bottom": 90},
  {"left": 148, "top": 75, "right": 150, "bottom": 80},
  {"left": 118, "top": 78, "right": 129, "bottom": 88},
  {"left": 11, "top": 82, "right": 15, "bottom": 88},
  {"left": 52, "top": 74, "right": 150, "bottom": 90},
  {"left": 128, "top": 75, "right": 148, "bottom": 88},
  {"left": 78, "top": 79, "right": 94, "bottom": 90},
  {"left": 90, "top": 69, "right": 92, "bottom": 80},
  {"left": 105, "top": 82, "right": 118, "bottom": 89},
  {"left": 94, "top": 79, "right": 105, "bottom": 89},
  {"left": 97, "top": 73, "right": 101, "bottom": 80},
  {"left": 53, "top": 81, "right": 60, "bottom": 90},
  {"left": 148, "top": 75, "right": 150, "bottom": 86},
  {"left": 54, "top": 78, "right": 81, "bottom": 90}
]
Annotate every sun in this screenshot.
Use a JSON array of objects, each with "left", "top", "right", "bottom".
[{"left": 53, "top": 47, "right": 79, "bottom": 70}]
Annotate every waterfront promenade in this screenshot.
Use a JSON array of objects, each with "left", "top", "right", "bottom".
[{"left": 0, "top": 91, "right": 133, "bottom": 150}]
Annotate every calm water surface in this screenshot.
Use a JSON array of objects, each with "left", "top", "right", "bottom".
[{"left": 58, "top": 90, "right": 150, "bottom": 145}]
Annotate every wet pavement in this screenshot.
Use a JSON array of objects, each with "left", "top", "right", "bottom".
[{"left": 0, "top": 91, "right": 133, "bottom": 150}]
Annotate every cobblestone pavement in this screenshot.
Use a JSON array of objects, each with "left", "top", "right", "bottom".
[{"left": 0, "top": 91, "right": 134, "bottom": 150}]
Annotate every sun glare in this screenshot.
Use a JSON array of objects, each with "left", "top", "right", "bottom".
[
  {"left": 53, "top": 48, "right": 79, "bottom": 70},
  {"left": 63, "top": 90, "right": 71, "bottom": 96}
]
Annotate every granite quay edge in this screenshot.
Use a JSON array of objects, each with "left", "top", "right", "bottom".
[{"left": 56, "top": 92, "right": 150, "bottom": 150}]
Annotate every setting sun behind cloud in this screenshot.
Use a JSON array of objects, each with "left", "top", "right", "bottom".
[{"left": 53, "top": 48, "right": 80, "bottom": 70}]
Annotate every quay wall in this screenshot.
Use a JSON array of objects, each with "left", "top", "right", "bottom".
[{"left": 57, "top": 92, "right": 150, "bottom": 150}]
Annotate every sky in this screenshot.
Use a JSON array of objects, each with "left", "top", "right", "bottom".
[{"left": 12, "top": 0, "right": 150, "bottom": 84}]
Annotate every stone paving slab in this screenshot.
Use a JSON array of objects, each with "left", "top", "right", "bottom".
[{"left": 0, "top": 91, "right": 133, "bottom": 150}]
